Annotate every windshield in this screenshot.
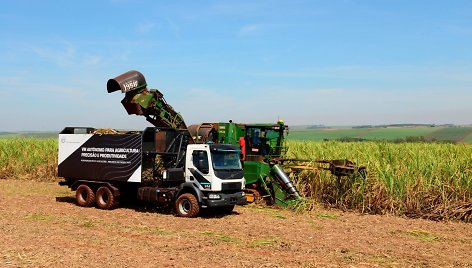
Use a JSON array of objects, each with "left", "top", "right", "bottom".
[{"left": 211, "top": 151, "right": 242, "bottom": 170}]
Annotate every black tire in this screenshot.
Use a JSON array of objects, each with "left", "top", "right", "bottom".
[
  {"left": 175, "top": 193, "right": 200, "bottom": 218},
  {"left": 76, "top": 184, "right": 95, "bottom": 207},
  {"left": 96, "top": 186, "right": 117, "bottom": 210}
]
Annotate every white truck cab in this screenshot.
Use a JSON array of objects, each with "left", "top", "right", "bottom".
[{"left": 181, "top": 143, "right": 246, "bottom": 209}]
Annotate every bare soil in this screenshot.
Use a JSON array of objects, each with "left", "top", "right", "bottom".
[{"left": 1, "top": 179, "right": 472, "bottom": 268}]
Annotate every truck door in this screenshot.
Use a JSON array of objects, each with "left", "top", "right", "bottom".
[{"left": 189, "top": 150, "right": 212, "bottom": 190}]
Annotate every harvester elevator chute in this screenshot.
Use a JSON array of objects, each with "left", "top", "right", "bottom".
[
  {"left": 271, "top": 164, "right": 300, "bottom": 199},
  {"left": 107, "top": 70, "right": 189, "bottom": 132}
]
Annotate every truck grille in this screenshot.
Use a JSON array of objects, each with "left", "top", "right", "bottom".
[{"left": 221, "top": 182, "right": 242, "bottom": 191}]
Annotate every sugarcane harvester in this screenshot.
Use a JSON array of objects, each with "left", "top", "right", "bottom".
[
  {"left": 188, "top": 121, "right": 301, "bottom": 206},
  {"left": 188, "top": 121, "right": 366, "bottom": 206}
]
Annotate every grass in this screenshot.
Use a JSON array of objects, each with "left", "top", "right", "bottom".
[
  {"left": 80, "top": 220, "right": 96, "bottom": 228},
  {"left": 0, "top": 138, "right": 57, "bottom": 181},
  {"left": 26, "top": 213, "right": 54, "bottom": 222},
  {"left": 2, "top": 137, "right": 472, "bottom": 222},
  {"left": 273, "top": 214, "right": 287, "bottom": 219},
  {"left": 251, "top": 239, "right": 278, "bottom": 246},
  {"left": 285, "top": 140, "right": 472, "bottom": 221},
  {"left": 406, "top": 230, "right": 439, "bottom": 242},
  {"left": 151, "top": 228, "right": 172, "bottom": 236},
  {"left": 201, "top": 231, "right": 240, "bottom": 243},
  {"left": 463, "top": 133, "right": 472, "bottom": 143},
  {"left": 361, "top": 127, "right": 437, "bottom": 140},
  {"left": 426, "top": 127, "right": 472, "bottom": 142},
  {"left": 316, "top": 213, "right": 338, "bottom": 219}
]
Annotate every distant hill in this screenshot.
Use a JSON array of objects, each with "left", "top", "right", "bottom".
[{"left": 0, "top": 131, "right": 58, "bottom": 138}]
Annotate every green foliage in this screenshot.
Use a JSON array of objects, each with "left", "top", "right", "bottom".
[
  {"left": 26, "top": 213, "right": 54, "bottom": 222},
  {"left": 0, "top": 138, "right": 57, "bottom": 181},
  {"left": 201, "top": 231, "right": 240, "bottom": 243},
  {"left": 288, "top": 127, "right": 472, "bottom": 143},
  {"left": 463, "top": 134, "right": 472, "bottom": 143},
  {"left": 406, "top": 230, "right": 439, "bottom": 242},
  {"left": 251, "top": 239, "right": 278, "bottom": 246},
  {"left": 316, "top": 213, "right": 338, "bottom": 219},
  {"left": 286, "top": 140, "right": 472, "bottom": 221},
  {"left": 426, "top": 127, "right": 472, "bottom": 142},
  {"left": 80, "top": 220, "right": 96, "bottom": 228},
  {"left": 273, "top": 214, "right": 287, "bottom": 219},
  {"left": 2, "top": 137, "right": 472, "bottom": 222}
]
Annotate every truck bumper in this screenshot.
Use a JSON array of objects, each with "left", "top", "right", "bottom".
[{"left": 205, "top": 192, "right": 247, "bottom": 207}]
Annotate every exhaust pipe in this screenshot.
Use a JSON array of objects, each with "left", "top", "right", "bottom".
[{"left": 271, "top": 164, "right": 300, "bottom": 199}]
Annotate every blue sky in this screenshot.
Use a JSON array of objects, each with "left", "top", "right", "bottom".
[{"left": 1, "top": 0, "right": 471, "bottom": 131}]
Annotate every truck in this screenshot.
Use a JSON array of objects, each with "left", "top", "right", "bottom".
[{"left": 58, "top": 71, "right": 246, "bottom": 217}]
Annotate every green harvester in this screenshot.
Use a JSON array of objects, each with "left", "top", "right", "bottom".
[{"left": 188, "top": 120, "right": 301, "bottom": 206}]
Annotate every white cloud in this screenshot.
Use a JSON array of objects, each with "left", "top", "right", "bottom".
[
  {"left": 31, "top": 42, "right": 76, "bottom": 67},
  {"left": 238, "top": 24, "right": 263, "bottom": 37},
  {"left": 0, "top": 75, "right": 22, "bottom": 86},
  {"left": 165, "top": 18, "right": 181, "bottom": 38},
  {"left": 83, "top": 54, "right": 103, "bottom": 65},
  {"left": 30, "top": 41, "right": 104, "bottom": 68},
  {"left": 136, "top": 22, "right": 157, "bottom": 34},
  {"left": 108, "top": 0, "right": 133, "bottom": 5},
  {"left": 250, "top": 64, "right": 472, "bottom": 83}
]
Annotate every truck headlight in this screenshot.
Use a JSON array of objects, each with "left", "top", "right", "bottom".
[{"left": 208, "top": 194, "right": 221, "bottom": 200}]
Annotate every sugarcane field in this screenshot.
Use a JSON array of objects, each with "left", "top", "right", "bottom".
[{"left": 2, "top": 1, "right": 472, "bottom": 267}]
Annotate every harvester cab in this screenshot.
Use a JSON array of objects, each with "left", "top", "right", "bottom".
[{"left": 242, "top": 120, "right": 287, "bottom": 161}]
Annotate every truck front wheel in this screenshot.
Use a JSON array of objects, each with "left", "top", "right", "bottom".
[
  {"left": 96, "top": 186, "right": 117, "bottom": 210},
  {"left": 175, "top": 193, "right": 200, "bottom": 218},
  {"left": 76, "top": 184, "right": 95, "bottom": 207}
]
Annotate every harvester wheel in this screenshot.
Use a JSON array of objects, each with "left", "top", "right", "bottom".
[
  {"left": 76, "top": 184, "right": 95, "bottom": 207},
  {"left": 96, "top": 186, "right": 117, "bottom": 210},
  {"left": 175, "top": 193, "right": 200, "bottom": 218}
]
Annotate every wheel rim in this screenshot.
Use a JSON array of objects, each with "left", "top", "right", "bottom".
[{"left": 179, "top": 199, "right": 191, "bottom": 214}]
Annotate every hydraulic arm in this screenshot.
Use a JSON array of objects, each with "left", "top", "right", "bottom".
[{"left": 107, "top": 70, "right": 187, "bottom": 130}]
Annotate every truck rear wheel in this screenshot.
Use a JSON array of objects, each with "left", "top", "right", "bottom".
[
  {"left": 76, "top": 184, "right": 95, "bottom": 207},
  {"left": 175, "top": 193, "right": 200, "bottom": 218},
  {"left": 96, "top": 186, "right": 117, "bottom": 210}
]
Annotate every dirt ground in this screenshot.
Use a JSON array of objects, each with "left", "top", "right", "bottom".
[{"left": 1, "top": 179, "right": 472, "bottom": 268}]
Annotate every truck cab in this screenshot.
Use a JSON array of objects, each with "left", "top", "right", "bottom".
[{"left": 185, "top": 144, "right": 245, "bottom": 207}]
